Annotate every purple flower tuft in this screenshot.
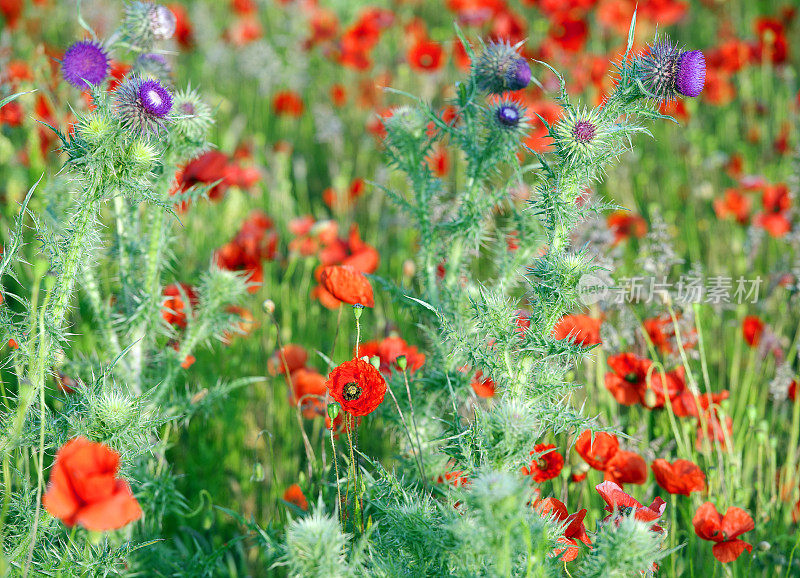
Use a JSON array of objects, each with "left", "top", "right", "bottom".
[
  {"left": 496, "top": 103, "right": 521, "bottom": 127},
  {"left": 505, "top": 57, "right": 532, "bottom": 91},
  {"left": 572, "top": 120, "right": 596, "bottom": 144},
  {"left": 138, "top": 78, "right": 173, "bottom": 118},
  {"left": 675, "top": 50, "right": 706, "bottom": 98},
  {"left": 61, "top": 40, "right": 109, "bottom": 89}
]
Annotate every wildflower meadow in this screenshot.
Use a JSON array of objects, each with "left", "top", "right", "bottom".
[{"left": 0, "top": 0, "right": 799, "bottom": 576}]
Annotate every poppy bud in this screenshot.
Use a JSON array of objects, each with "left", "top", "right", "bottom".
[
  {"left": 396, "top": 355, "right": 407, "bottom": 371},
  {"left": 262, "top": 299, "right": 276, "bottom": 314},
  {"left": 402, "top": 259, "right": 416, "bottom": 278},
  {"left": 643, "top": 388, "right": 658, "bottom": 408},
  {"left": 327, "top": 401, "right": 340, "bottom": 421},
  {"left": 369, "top": 355, "right": 381, "bottom": 371},
  {"left": 757, "top": 541, "right": 771, "bottom": 551}
]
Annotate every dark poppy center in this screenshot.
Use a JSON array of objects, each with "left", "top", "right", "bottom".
[
  {"left": 624, "top": 372, "right": 639, "bottom": 383},
  {"left": 342, "top": 381, "right": 362, "bottom": 401}
]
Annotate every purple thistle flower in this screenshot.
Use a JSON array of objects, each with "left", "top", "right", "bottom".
[
  {"left": 496, "top": 103, "right": 521, "bottom": 128},
  {"left": 138, "top": 79, "right": 173, "bottom": 117},
  {"left": 572, "top": 120, "right": 596, "bottom": 144},
  {"left": 115, "top": 76, "right": 173, "bottom": 135},
  {"left": 639, "top": 36, "right": 706, "bottom": 101},
  {"left": 675, "top": 50, "right": 706, "bottom": 97},
  {"left": 505, "top": 57, "right": 532, "bottom": 92},
  {"left": 61, "top": 40, "right": 110, "bottom": 89}
]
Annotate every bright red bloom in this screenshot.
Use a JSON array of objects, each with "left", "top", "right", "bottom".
[
  {"left": 0, "top": 0, "right": 23, "bottom": 29},
  {"left": 651, "top": 459, "right": 705, "bottom": 495},
  {"left": 162, "top": 283, "right": 197, "bottom": 328},
  {"left": 0, "top": 100, "right": 23, "bottom": 127},
  {"left": 604, "top": 353, "right": 652, "bottom": 406},
  {"left": 283, "top": 483, "right": 309, "bottom": 511},
  {"left": 43, "top": 437, "right": 142, "bottom": 531},
  {"left": 167, "top": 3, "right": 193, "bottom": 48},
  {"left": 696, "top": 408, "right": 733, "bottom": 451},
  {"left": 607, "top": 211, "right": 647, "bottom": 245},
  {"left": 326, "top": 358, "right": 387, "bottom": 416},
  {"left": 536, "top": 498, "right": 592, "bottom": 561},
  {"left": 319, "top": 265, "right": 374, "bottom": 307},
  {"left": 603, "top": 450, "right": 647, "bottom": 487},
  {"left": 553, "top": 314, "right": 602, "bottom": 347},
  {"left": 436, "top": 468, "right": 470, "bottom": 488},
  {"left": 268, "top": 344, "right": 309, "bottom": 376},
  {"left": 595, "top": 481, "right": 666, "bottom": 531},
  {"left": 742, "top": 315, "right": 764, "bottom": 347},
  {"left": 215, "top": 211, "right": 278, "bottom": 292},
  {"left": 670, "top": 389, "right": 729, "bottom": 419},
  {"left": 290, "top": 368, "right": 327, "bottom": 419},
  {"left": 713, "top": 189, "right": 751, "bottom": 224},
  {"left": 470, "top": 370, "right": 495, "bottom": 398},
  {"left": 548, "top": 15, "right": 588, "bottom": 53},
  {"left": 356, "top": 336, "right": 426, "bottom": 374},
  {"left": 693, "top": 502, "right": 754, "bottom": 563},
  {"left": 272, "top": 91, "right": 304, "bottom": 117},
  {"left": 407, "top": 39, "right": 444, "bottom": 72},
  {"left": 521, "top": 444, "right": 564, "bottom": 483},
  {"left": 575, "top": 430, "right": 619, "bottom": 471},
  {"left": 647, "top": 367, "right": 687, "bottom": 409},
  {"left": 755, "top": 17, "right": 789, "bottom": 65}
]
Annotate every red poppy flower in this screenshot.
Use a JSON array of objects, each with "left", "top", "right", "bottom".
[
  {"left": 522, "top": 444, "right": 565, "bottom": 483},
  {"left": 272, "top": 91, "right": 304, "bottom": 117},
  {"left": 536, "top": 498, "right": 592, "bottom": 561},
  {"left": 575, "top": 430, "right": 619, "bottom": 471},
  {"left": 607, "top": 211, "right": 647, "bottom": 245},
  {"left": 290, "top": 368, "right": 327, "bottom": 419},
  {"left": 742, "top": 315, "right": 764, "bottom": 347},
  {"left": 603, "top": 450, "right": 647, "bottom": 487},
  {"left": 267, "top": 344, "right": 309, "bottom": 376},
  {"left": 651, "top": 459, "right": 705, "bottom": 495},
  {"left": 553, "top": 314, "right": 602, "bottom": 347},
  {"left": 167, "top": 3, "right": 193, "bottom": 48},
  {"left": 647, "top": 367, "right": 687, "bottom": 409},
  {"left": 43, "top": 437, "right": 142, "bottom": 531},
  {"left": 180, "top": 150, "right": 231, "bottom": 200},
  {"left": 162, "top": 283, "right": 197, "bottom": 328},
  {"left": 604, "top": 353, "right": 652, "bottom": 406},
  {"left": 326, "top": 358, "right": 387, "bottom": 416},
  {"left": 319, "top": 265, "right": 375, "bottom": 307},
  {"left": 692, "top": 502, "right": 754, "bottom": 563},
  {"left": 755, "top": 17, "right": 789, "bottom": 65},
  {"left": 0, "top": 100, "right": 23, "bottom": 127},
  {"left": 408, "top": 39, "right": 444, "bottom": 72},
  {"left": 670, "top": 389, "right": 729, "bottom": 419},
  {"left": 436, "top": 468, "right": 470, "bottom": 488},
  {"left": 356, "top": 336, "right": 426, "bottom": 374},
  {"left": 595, "top": 481, "right": 666, "bottom": 531},
  {"left": 548, "top": 15, "right": 588, "bottom": 53},
  {"left": 0, "top": 0, "right": 23, "bottom": 29},
  {"left": 754, "top": 212, "right": 791, "bottom": 237},
  {"left": 283, "top": 483, "right": 309, "bottom": 511},
  {"left": 696, "top": 408, "right": 732, "bottom": 451},
  {"left": 713, "top": 189, "right": 751, "bottom": 224},
  {"left": 470, "top": 370, "right": 495, "bottom": 398}
]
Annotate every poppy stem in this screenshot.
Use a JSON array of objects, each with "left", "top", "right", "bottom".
[
  {"left": 402, "top": 367, "right": 428, "bottom": 487},
  {"left": 268, "top": 309, "right": 317, "bottom": 478},
  {"left": 385, "top": 383, "right": 426, "bottom": 483},
  {"left": 330, "top": 428, "right": 342, "bottom": 524}
]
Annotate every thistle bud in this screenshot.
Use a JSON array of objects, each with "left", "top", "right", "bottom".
[
  {"left": 80, "top": 113, "right": 114, "bottom": 145},
  {"left": 123, "top": 2, "right": 176, "bottom": 47},
  {"left": 473, "top": 41, "right": 531, "bottom": 94},
  {"left": 134, "top": 53, "right": 172, "bottom": 83},
  {"left": 61, "top": 40, "right": 109, "bottom": 89},
  {"left": 172, "top": 88, "right": 213, "bottom": 142},
  {"left": 552, "top": 107, "right": 610, "bottom": 168},
  {"left": 639, "top": 36, "right": 706, "bottom": 102},
  {"left": 127, "top": 139, "right": 158, "bottom": 173}
]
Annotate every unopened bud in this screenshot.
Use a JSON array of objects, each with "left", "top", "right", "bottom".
[
  {"left": 402, "top": 259, "right": 416, "bottom": 278},
  {"left": 369, "top": 356, "right": 381, "bottom": 371},
  {"left": 643, "top": 388, "right": 658, "bottom": 409},
  {"left": 262, "top": 299, "right": 275, "bottom": 315},
  {"left": 757, "top": 541, "right": 771, "bottom": 551},
  {"left": 396, "top": 355, "right": 407, "bottom": 371},
  {"left": 327, "top": 402, "right": 340, "bottom": 421}
]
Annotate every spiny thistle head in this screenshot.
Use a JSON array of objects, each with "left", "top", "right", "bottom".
[
  {"left": 122, "top": 2, "right": 176, "bottom": 47},
  {"left": 133, "top": 53, "right": 172, "bottom": 83},
  {"left": 552, "top": 106, "right": 611, "bottom": 167},
  {"left": 127, "top": 138, "right": 159, "bottom": 172},
  {"left": 639, "top": 36, "right": 706, "bottom": 101},
  {"left": 172, "top": 87, "right": 213, "bottom": 142},
  {"left": 61, "top": 40, "right": 110, "bottom": 89},
  {"left": 79, "top": 112, "right": 114, "bottom": 145},
  {"left": 90, "top": 390, "right": 138, "bottom": 433},
  {"left": 284, "top": 509, "right": 350, "bottom": 577},
  {"left": 473, "top": 41, "right": 531, "bottom": 94},
  {"left": 115, "top": 75, "right": 173, "bottom": 135}
]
